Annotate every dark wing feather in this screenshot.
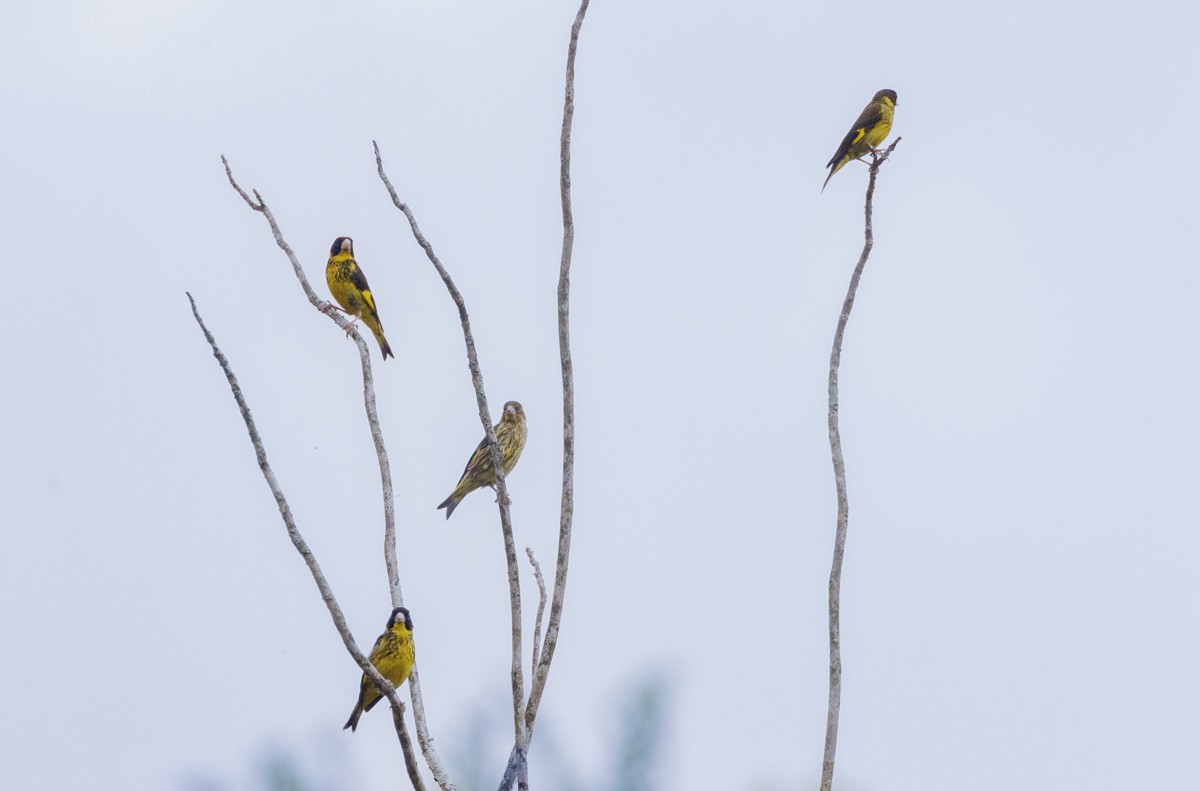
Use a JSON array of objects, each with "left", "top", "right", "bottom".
[
  {"left": 345, "top": 260, "right": 371, "bottom": 294},
  {"left": 458, "top": 436, "right": 491, "bottom": 484},
  {"left": 826, "top": 101, "right": 886, "bottom": 168}
]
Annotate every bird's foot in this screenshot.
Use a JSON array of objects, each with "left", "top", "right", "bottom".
[{"left": 490, "top": 484, "right": 512, "bottom": 507}]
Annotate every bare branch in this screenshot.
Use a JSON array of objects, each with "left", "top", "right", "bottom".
[
  {"left": 221, "top": 156, "right": 327, "bottom": 311},
  {"left": 374, "top": 141, "right": 527, "bottom": 767},
  {"left": 221, "top": 158, "right": 445, "bottom": 790},
  {"left": 392, "top": 700, "right": 428, "bottom": 791},
  {"left": 187, "top": 293, "right": 424, "bottom": 791},
  {"left": 525, "top": 548, "right": 547, "bottom": 679},
  {"left": 524, "top": 0, "right": 589, "bottom": 740},
  {"left": 820, "top": 137, "right": 900, "bottom": 791},
  {"left": 222, "top": 157, "right": 399, "bottom": 593}
]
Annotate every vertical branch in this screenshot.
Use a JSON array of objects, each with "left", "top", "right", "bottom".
[
  {"left": 188, "top": 293, "right": 425, "bottom": 791},
  {"left": 374, "top": 144, "right": 526, "bottom": 748},
  {"left": 524, "top": 0, "right": 588, "bottom": 739},
  {"left": 820, "top": 138, "right": 900, "bottom": 791}
]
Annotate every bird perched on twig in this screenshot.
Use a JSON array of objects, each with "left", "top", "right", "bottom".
[
  {"left": 325, "top": 236, "right": 394, "bottom": 360},
  {"left": 822, "top": 89, "right": 898, "bottom": 191},
  {"left": 343, "top": 606, "right": 414, "bottom": 732},
  {"left": 437, "top": 401, "right": 527, "bottom": 519}
]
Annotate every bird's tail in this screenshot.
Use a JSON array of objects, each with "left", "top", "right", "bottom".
[
  {"left": 364, "top": 314, "right": 394, "bottom": 361},
  {"left": 343, "top": 704, "right": 363, "bottom": 732},
  {"left": 437, "top": 493, "right": 460, "bottom": 519},
  {"left": 822, "top": 158, "right": 846, "bottom": 192}
]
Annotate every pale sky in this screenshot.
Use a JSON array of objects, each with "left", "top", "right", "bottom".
[{"left": 2, "top": 1, "right": 1198, "bottom": 790}]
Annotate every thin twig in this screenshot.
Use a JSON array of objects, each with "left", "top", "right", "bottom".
[
  {"left": 524, "top": 0, "right": 589, "bottom": 741},
  {"left": 820, "top": 138, "right": 900, "bottom": 791},
  {"left": 187, "top": 293, "right": 425, "bottom": 791},
  {"left": 374, "top": 141, "right": 527, "bottom": 759},
  {"left": 222, "top": 156, "right": 324, "bottom": 310},
  {"left": 525, "top": 548, "right": 547, "bottom": 679}
]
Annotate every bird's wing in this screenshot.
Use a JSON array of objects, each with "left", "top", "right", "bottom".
[
  {"left": 827, "top": 127, "right": 864, "bottom": 168},
  {"left": 367, "top": 630, "right": 395, "bottom": 665},
  {"left": 826, "top": 102, "right": 885, "bottom": 168},
  {"left": 852, "top": 101, "right": 886, "bottom": 134},
  {"left": 347, "top": 261, "right": 380, "bottom": 314},
  {"left": 457, "top": 436, "right": 492, "bottom": 483}
]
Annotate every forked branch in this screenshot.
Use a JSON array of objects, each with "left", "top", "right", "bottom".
[
  {"left": 220, "top": 161, "right": 453, "bottom": 791},
  {"left": 187, "top": 293, "right": 425, "bottom": 791}
]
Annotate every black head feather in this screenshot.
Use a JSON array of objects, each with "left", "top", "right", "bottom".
[{"left": 388, "top": 606, "right": 413, "bottom": 631}]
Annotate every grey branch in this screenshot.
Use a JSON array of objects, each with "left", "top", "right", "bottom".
[
  {"left": 374, "top": 142, "right": 527, "bottom": 751},
  {"left": 820, "top": 137, "right": 901, "bottom": 791},
  {"left": 187, "top": 293, "right": 425, "bottom": 791},
  {"left": 496, "top": 746, "right": 528, "bottom": 791},
  {"left": 523, "top": 0, "right": 588, "bottom": 743},
  {"left": 222, "top": 156, "right": 324, "bottom": 311}
]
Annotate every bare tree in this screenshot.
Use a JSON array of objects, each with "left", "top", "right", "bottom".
[
  {"left": 191, "top": 4, "right": 591, "bottom": 791},
  {"left": 821, "top": 138, "right": 901, "bottom": 791}
]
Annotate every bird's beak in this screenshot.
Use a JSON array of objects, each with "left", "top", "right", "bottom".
[{"left": 505, "top": 404, "right": 516, "bottom": 416}]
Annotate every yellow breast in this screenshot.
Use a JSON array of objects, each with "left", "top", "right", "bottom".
[
  {"left": 865, "top": 99, "right": 895, "bottom": 149},
  {"left": 326, "top": 256, "right": 363, "bottom": 315}
]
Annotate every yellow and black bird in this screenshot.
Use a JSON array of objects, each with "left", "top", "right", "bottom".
[
  {"left": 325, "top": 236, "right": 394, "bottom": 360},
  {"left": 437, "top": 401, "right": 528, "bottom": 519},
  {"left": 822, "top": 89, "right": 898, "bottom": 191},
  {"left": 344, "top": 606, "right": 415, "bottom": 732}
]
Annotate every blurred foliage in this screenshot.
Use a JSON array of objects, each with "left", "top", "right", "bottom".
[
  {"left": 183, "top": 671, "right": 676, "bottom": 791},
  {"left": 449, "top": 670, "right": 669, "bottom": 791},
  {"left": 609, "top": 670, "right": 667, "bottom": 791},
  {"left": 182, "top": 739, "right": 356, "bottom": 791}
]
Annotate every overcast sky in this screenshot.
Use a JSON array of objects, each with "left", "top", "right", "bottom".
[{"left": 2, "top": 1, "right": 1199, "bottom": 790}]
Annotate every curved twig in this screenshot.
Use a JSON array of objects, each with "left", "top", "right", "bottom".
[
  {"left": 525, "top": 548, "right": 547, "bottom": 679},
  {"left": 820, "top": 137, "right": 901, "bottom": 791},
  {"left": 187, "top": 293, "right": 424, "bottom": 791}
]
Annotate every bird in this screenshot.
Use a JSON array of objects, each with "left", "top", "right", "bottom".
[
  {"left": 437, "top": 401, "right": 528, "bottom": 519},
  {"left": 325, "top": 236, "right": 394, "bottom": 360},
  {"left": 822, "top": 89, "right": 898, "bottom": 191},
  {"left": 343, "top": 606, "right": 415, "bottom": 732}
]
